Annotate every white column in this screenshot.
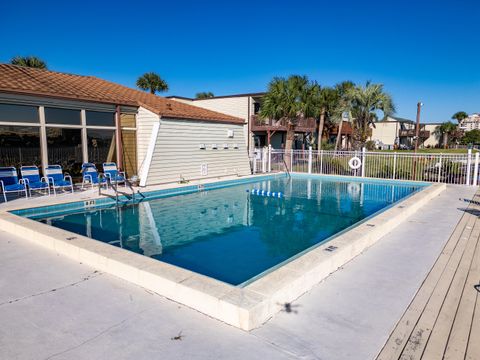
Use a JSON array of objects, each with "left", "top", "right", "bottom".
[
  {"left": 38, "top": 106, "right": 48, "bottom": 175},
  {"left": 308, "top": 146, "right": 312, "bottom": 174},
  {"left": 80, "top": 109, "right": 88, "bottom": 164},
  {"left": 262, "top": 147, "right": 267, "bottom": 173},
  {"left": 466, "top": 149, "right": 472, "bottom": 186},
  {"left": 361, "top": 147, "right": 366, "bottom": 177},
  {"left": 473, "top": 152, "right": 479, "bottom": 186},
  {"left": 268, "top": 145, "right": 272, "bottom": 173}
]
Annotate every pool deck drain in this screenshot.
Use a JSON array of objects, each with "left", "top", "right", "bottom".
[{"left": 0, "top": 174, "right": 445, "bottom": 330}]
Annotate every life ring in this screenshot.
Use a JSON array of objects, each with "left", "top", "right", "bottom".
[{"left": 348, "top": 156, "right": 362, "bottom": 170}]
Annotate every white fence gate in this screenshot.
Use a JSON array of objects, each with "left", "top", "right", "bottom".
[{"left": 249, "top": 147, "right": 480, "bottom": 186}]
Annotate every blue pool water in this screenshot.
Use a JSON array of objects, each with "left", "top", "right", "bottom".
[{"left": 26, "top": 175, "right": 426, "bottom": 286}]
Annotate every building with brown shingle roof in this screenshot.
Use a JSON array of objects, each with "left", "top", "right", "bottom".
[{"left": 0, "top": 64, "right": 250, "bottom": 185}]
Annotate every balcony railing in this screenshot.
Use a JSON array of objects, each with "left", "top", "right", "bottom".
[
  {"left": 251, "top": 115, "right": 316, "bottom": 132},
  {"left": 399, "top": 129, "right": 430, "bottom": 138}
]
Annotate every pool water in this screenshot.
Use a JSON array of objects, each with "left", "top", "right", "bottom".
[{"left": 31, "top": 176, "right": 425, "bottom": 285}]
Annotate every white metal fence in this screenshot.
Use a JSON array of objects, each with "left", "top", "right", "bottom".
[{"left": 249, "top": 147, "right": 480, "bottom": 186}]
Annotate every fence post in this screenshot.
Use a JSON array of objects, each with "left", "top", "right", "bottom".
[
  {"left": 262, "top": 147, "right": 267, "bottom": 173},
  {"left": 437, "top": 153, "right": 442, "bottom": 183},
  {"left": 308, "top": 146, "right": 312, "bottom": 174},
  {"left": 392, "top": 152, "right": 397, "bottom": 180},
  {"left": 361, "top": 147, "right": 366, "bottom": 178},
  {"left": 268, "top": 145, "right": 272, "bottom": 173},
  {"left": 473, "top": 152, "right": 479, "bottom": 186},
  {"left": 320, "top": 150, "right": 324, "bottom": 174},
  {"left": 252, "top": 151, "right": 257, "bottom": 174},
  {"left": 466, "top": 149, "right": 472, "bottom": 186},
  {"left": 290, "top": 149, "right": 294, "bottom": 172}
]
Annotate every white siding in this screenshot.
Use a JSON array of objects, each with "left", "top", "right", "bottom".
[
  {"left": 370, "top": 122, "right": 399, "bottom": 146},
  {"left": 137, "top": 107, "right": 160, "bottom": 175},
  {"left": 424, "top": 124, "right": 441, "bottom": 147},
  {"left": 145, "top": 118, "right": 251, "bottom": 185}
]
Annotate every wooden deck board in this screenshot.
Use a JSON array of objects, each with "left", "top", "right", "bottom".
[{"left": 377, "top": 195, "right": 480, "bottom": 360}]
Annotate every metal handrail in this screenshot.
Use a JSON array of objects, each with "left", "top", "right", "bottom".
[{"left": 283, "top": 157, "right": 291, "bottom": 178}]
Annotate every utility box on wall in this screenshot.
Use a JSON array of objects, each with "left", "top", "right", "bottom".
[{"left": 200, "top": 163, "right": 208, "bottom": 176}]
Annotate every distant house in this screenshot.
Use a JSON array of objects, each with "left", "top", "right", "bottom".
[
  {"left": 0, "top": 64, "right": 250, "bottom": 185},
  {"left": 167, "top": 93, "right": 318, "bottom": 150},
  {"left": 459, "top": 113, "right": 480, "bottom": 131},
  {"left": 370, "top": 116, "right": 441, "bottom": 149}
]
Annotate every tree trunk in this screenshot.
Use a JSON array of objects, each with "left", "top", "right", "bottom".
[
  {"left": 335, "top": 120, "right": 344, "bottom": 151},
  {"left": 284, "top": 122, "right": 295, "bottom": 171},
  {"left": 443, "top": 133, "right": 448, "bottom": 149},
  {"left": 317, "top": 108, "right": 326, "bottom": 152}
]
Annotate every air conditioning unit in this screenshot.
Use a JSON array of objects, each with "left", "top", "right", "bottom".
[{"left": 227, "top": 129, "right": 234, "bottom": 138}]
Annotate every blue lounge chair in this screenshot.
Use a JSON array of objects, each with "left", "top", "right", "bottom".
[
  {"left": 20, "top": 165, "right": 50, "bottom": 197},
  {"left": 103, "top": 162, "right": 126, "bottom": 188},
  {"left": 0, "top": 167, "right": 28, "bottom": 202},
  {"left": 45, "top": 165, "right": 74, "bottom": 195},
  {"left": 81, "top": 163, "right": 106, "bottom": 190}
]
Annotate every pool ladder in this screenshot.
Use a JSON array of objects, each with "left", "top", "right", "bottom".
[{"left": 98, "top": 174, "right": 138, "bottom": 206}]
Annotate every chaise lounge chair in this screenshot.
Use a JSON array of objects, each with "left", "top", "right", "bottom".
[
  {"left": 81, "top": 163, "right": 106, "bottom": 190},
  {"left": 45, "top": 165, "right": 74, "bottom": 195},
  {"left": 0, "top": 167, "right": 28, "bottom": 202},
  {"left": 20, "top": 165, "right": 50, "bottom": 197},
  {"left": 103, "top": 162, "right": 126, "bottom": 188}
]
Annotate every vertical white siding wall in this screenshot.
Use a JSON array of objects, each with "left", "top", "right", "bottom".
[
  {"left": 424, "top": 124, "right": 441, "bottom": 147},
  {"left": 137, "top": 107, "right": 160, "bottom": 175},
  {"left": 370, "top": 122, "right": 399, "bottom": 146},
  {"left": 145, "top": 118, "right": 251, "bottom": 185}
]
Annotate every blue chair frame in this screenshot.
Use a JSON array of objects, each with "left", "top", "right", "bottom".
[
  {"left": 0, "top": 167, "right": 28, "bottom": 202},
  {"left": 20, "top": 165, "right": 50, "bottom": 197},
  {"left": 103, "top": 162, "right": 126, "bottom": 188},
  {"left": 45, "top": 165, "right": 74, "bottom": 195},
  {"left": 81, "top": 163, "right": 106, "bottom": 190}
]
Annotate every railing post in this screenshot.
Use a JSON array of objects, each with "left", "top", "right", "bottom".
[
  {"left": 392, "top": 152, "right": 397, "bottom": 180},
  {"left": 268, "top": 145, "right": 272, "bottom": 173},
  {"left": 466, "top": 149, "right": 472, "bottom": 186},
  {"left": 290, "top": 149, "right": 294, "bottom": 172},
  {"left": 473, "top": 152, "right": 479, "bottom": 186},
  {"left": 252, "top": 151, "right": 257, "bottom": 174},
  {"left": 308, "top": 146, "right": 312, "bottom": 174},
  {"left": 320, "top": 150, "right": 324, "bottom": 174},
  {"left": 361, "top": 147, "right": 366, "bottom": 178},
  {"left": 437, "top": 153, "right": 442, "bottom": 183},
  {"left": 262, "top": 147, "right": 267, "bottom": 173}
]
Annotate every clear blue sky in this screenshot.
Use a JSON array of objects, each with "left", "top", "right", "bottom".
[{"left": 1, "top": 0, "right": 478, "bottom": 123}]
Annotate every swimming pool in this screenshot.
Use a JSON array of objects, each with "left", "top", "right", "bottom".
[{"left": 22, "top": 174, "right": 426, "bottom": 286}]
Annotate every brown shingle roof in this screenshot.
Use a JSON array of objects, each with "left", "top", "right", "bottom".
[{"left": 0, "top": 64, "right": 244, "bottom": 124}]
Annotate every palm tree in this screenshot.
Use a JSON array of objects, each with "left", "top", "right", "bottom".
[
  {"left": 10, "top": 56, "right": 47, "bottom": 69},
  {"left": 260, "top": 75, "right": 314, "bottom": 168},
  {"left": 315, "top": 86, "right": 338, "bottom": 150},
  {"left": 434, "top": 121, "right": 458, "bottom": 148},
  {"left": 136, "top": 72, "right": 169, "bottom": 94},
  {"left": 195, "top": 92, "right": 214, "bottom": 99},
  {"left": 333, "top": 81, "right": 355, "bottom": 151},
  {"left": 345, "top": 81, "right": 395, "bottom": 149},
  {"left": 452, "top": 111, "right": 468, "bottom": 124}
]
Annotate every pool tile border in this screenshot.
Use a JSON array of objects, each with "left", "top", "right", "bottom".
[{"left": 0, "top": 175, "right": 445, "bottom": 330}]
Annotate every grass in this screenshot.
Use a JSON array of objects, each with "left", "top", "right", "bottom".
[{"left": 377, "top": 148, "right": 469, "bottom": 154}]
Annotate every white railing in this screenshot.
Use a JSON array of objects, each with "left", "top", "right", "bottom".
[{"left": 249, "top": 147, "right": 480, "bottom": 186}]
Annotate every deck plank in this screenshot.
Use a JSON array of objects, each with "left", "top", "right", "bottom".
[
  {"left": 421, "top": 220, "right": 480, "bottom": 359},
  {"left": 444, "top": 230, "right": 480, "bottom": 360},
  {"left": 377, "top": 196, "right": 480, "bottom": 360}
]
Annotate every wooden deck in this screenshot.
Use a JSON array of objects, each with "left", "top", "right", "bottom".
[{"left": 377, "top": 193, "right": 480, "bottom": 360}]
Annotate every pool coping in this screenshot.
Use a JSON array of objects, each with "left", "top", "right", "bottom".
[{"left": 0, "top": 174, "right": 446, "bottom": 330}]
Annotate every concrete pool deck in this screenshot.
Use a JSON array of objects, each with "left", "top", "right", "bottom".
[
  {"left": 0, "top": 185, "right": 476, "bottom": 359},
  {"left": 0, "top": 175, "right": 444, "bottom": 330}
]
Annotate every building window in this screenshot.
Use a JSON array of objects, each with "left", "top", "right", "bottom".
[
  {"left": 87, "top": 129, "right": 116, "bottom": 171},
  {"left": 45, "top": 107, "right": 81, "bottom": 125},
  {"left": 0, "top": 103, "right": 39, "bottom": 123},
  {"left": 120, "top": 113, "right": 136, "bottom": 128},
  {"left": 0, "top": 125, "right": 41, "bottom": 167},
  {"left": 121, "top": 129, "right": 137, "bottom": 177},
  {"left": 86, "top": 111, "right": 115, "bottom": 126},
  {"left": 47, "top": 128, "right": 83, "bottom": 179}
]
